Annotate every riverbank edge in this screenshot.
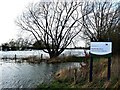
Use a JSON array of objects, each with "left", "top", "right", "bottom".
[
  {"left": 19, "top": 55, "right": 87, "bottom": 64},
  {"left": 37, "top": 56, "right": 120, "bottom": 89}
]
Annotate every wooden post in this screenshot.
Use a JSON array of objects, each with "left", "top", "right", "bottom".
[
  {"left": 15, "top": 54, "right": 17, "bottom": 61},
  {"left": 41, "top": 54, "right": 43, "bottom": 60},
  {"left": 108, "top": 57, "right": 111, "bottom": 80},
  {"left": 89, "top": 56, "right": 93, "bottom": 82}
]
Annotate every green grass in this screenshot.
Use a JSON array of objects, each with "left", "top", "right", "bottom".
[{"left": 37, "top": 80, "right": 70, "bottom": 88}]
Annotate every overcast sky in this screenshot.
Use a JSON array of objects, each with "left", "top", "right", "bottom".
[
  {"left": 0, "top": 0, "right": 67, "bottom": 45},
  {"left": 0, "top": 0, "right": 41, "bottom": 45},
  {"left": 0, "top": 0, "right": 118, "bottom": 46}
]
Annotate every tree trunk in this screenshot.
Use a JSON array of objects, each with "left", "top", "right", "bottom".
[
  {"left": 49, "top": 52, "right": 60, "bottom": 59},
  {"left": 49, "top": 48, "right": 65, "bottom": 59}
]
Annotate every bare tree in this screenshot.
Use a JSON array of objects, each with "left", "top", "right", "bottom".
[
  {"left": 15, "top": 37, "right": 33, "bottom": 50},
  {"left": 16, "top": 1, "right": 90, "bottom": 58},
  {"left": 80, "top": 0, "right": 120, "bottom": 41}
]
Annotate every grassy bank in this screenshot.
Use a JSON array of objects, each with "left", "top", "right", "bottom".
[
  {"left": 21, "top": 55, "right": 86, "bottom": 64},
  {"left": 37, "top": 55, "right": 120, "bottom": 89},
  {"left": 46, "top": 55, "right": 85, "bottom": 64}
]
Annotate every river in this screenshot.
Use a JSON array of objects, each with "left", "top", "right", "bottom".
[
  {"left": 0, "top": 59, "right": 81, "bottom": 88},
  {"left": 0, "top": 50, "right": 89, "bottom": 88}
]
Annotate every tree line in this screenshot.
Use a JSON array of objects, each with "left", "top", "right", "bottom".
[
  {"left": 1, "top": 38, "right": 89, "bottom": 51},
  {"left": 0, "top": 38, "right": 44, "bottom": 51}
]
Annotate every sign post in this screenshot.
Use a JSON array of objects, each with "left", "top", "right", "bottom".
[
  {"left": 108, "top": 57, "right": 111, "bottom": 80},
  {"left": 89, "top": 56, "right": 93, "bottom": 82},
  {"left": 89, "top": 41, "right": 112, "bottom": 82}
]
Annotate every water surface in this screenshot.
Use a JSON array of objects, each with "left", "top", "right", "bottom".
[
  {"left": 0, "top": 49, "right": 89, "bottom": 59},
  {"left": 0, "top": 59, "right": 80, "bottom": 88}
]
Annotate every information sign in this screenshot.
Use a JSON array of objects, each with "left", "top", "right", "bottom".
[
  {"left": 90, "top": 42, "right": 112, "bottom": 55},
  {"left": 89, "top": 41, "right": 112, "bottom": 82}
]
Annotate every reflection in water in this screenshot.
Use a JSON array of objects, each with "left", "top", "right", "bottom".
[{"left": 0, "top": 60, "right": 80, "bottom": 88}]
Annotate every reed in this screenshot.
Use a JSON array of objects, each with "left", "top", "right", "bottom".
[{"left": 37, "top": 55, "right": 120, "bottom": 88}]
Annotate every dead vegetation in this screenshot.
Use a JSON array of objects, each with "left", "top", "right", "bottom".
[{"left": 50, "top": 55, "right": 120, "bottom": 88}]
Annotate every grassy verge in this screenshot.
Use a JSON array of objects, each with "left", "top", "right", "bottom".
[
  {"left": 21, "top": 55, "right": 87, "bottom": 64},
  {"left": 46, "top": 55, "right": 85, "bottom": 64},
  {"left": 21, "top": 56, "right": 43, "bottom": 64},
  {"left": 37, "top": 55, "right": 120, "bottom": 89}
]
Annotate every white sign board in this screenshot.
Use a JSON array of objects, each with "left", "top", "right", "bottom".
[{"left": 90, "top": 42, "right": 112, "bottom": 55}]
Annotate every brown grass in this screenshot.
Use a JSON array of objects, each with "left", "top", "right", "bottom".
[
  {"left": 53, "top": 55, "right": 120, "bottom": 88},
  {"left": 22, "top": 56, "right": 43, "bottom": 64},
  {"left": 111, "top": 55, "right": 120, "bottom": 79},
  {"left": 54, "top": 62, "right": 89, "bottom": 84},
  {"left": 46, "top": 55, "right": 83, "bottom": 64}
]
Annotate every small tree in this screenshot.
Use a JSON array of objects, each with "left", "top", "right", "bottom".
[
  {"left": 9, "top": 39, "right": 17, "bottom": 50},
  {"left": 15, "top": 37, "right": 33, "bottom": 50},
  {"left": 80, "top": 0, "right": 120, "bottom": 41},
  {"left": 16, "top": 1, "right": 90, "bottom": 58},
  {"left": 1, "top": 43, "right": 9, "bottom": 51}
]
